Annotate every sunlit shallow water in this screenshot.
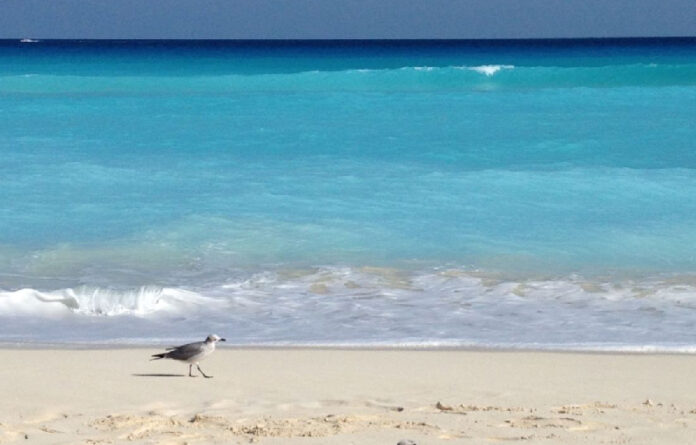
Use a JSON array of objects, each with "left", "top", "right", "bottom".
[{"left": 1, "top": 39, "right": 696, "bottom": 349}]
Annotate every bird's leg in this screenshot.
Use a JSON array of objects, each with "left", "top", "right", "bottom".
[
  {"left": 188, "top": 363, "right": 196, "bottom": 377},
  {"left": 197, "top": 364, "right": 212, "bottom": 378}
]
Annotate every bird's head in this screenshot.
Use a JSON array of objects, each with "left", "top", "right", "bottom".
[{"left": 206, "top": 334, "right": 227, "bottom": 343}]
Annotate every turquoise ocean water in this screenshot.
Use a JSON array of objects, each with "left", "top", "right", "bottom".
[{"left": 1, "top": 39, "right": 696, "bottom": 349}]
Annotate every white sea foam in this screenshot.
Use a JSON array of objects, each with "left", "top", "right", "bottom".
[
  {"left": 465, "top": 65, "right": 515, "bottom": 76},
  {"left": 402, "top": 65, "right": 515, "bottom": 76},
  {"left": 0, "top": 286, "right": 218, "bottom": 317},
  {"left": 2, "top": 267, "right": 696, "bottom": 351}
]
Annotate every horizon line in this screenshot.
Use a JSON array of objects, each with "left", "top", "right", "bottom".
[{"left": 4, "top": 36, "right": 696, "bottom": 43}]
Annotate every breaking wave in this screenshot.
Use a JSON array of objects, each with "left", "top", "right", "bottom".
[
  {"left": 465, "top": 64, "right": 515, "bottom": 76},
  {"left": 0, "top": 286, "right": 218, "bottom": 317},
  {"left": 2, "top": 267, "right": 696, "bottom": 351}
]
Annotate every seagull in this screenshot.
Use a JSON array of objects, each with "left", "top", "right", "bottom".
[{"left": 151, "top": 334, "right": 226, "bottom": 378}]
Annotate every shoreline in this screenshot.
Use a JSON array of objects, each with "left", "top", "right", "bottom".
[{"left": 2, "top": 342, "right": 696, "bottom": 356}]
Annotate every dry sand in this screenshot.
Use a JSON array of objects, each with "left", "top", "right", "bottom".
[{"left": 1, "top": 348, "right": 696, "bottom": 444}]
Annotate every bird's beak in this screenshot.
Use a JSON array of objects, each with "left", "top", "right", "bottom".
[{"left": 220, "top": 338, "right": 227, "bottom": 342}]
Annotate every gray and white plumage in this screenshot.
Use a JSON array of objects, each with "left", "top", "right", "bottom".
[{"left": 151, "top": 334, "right": 226, "bottom": 378}]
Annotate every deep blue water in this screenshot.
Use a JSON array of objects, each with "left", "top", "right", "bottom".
[{"left": 1, "top": 39, "right": 696, "bottom": 349}]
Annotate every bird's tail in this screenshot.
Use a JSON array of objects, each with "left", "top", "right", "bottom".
[{"left": 150, "top": 353, "right": 166, "bottom": 361}]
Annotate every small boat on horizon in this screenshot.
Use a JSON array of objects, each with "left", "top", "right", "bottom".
[{"left": 20, "top": 38, "right": 40, "bottom": 43}]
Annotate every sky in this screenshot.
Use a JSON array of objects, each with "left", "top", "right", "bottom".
[{"left": 1, "top": 0, "right": 695, "bottom": 40}]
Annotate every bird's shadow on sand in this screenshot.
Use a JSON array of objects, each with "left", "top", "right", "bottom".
[{"left": 132, "top": 373, "right": 187, "bottom": 378}]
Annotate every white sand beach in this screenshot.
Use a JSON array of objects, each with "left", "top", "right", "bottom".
[{"left": 2, "top": 348, "right": 696, "bottom": 444}]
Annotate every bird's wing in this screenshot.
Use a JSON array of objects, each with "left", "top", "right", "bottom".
[{"left": 165, "top": 341, "right": 205, "bottom": 360}]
